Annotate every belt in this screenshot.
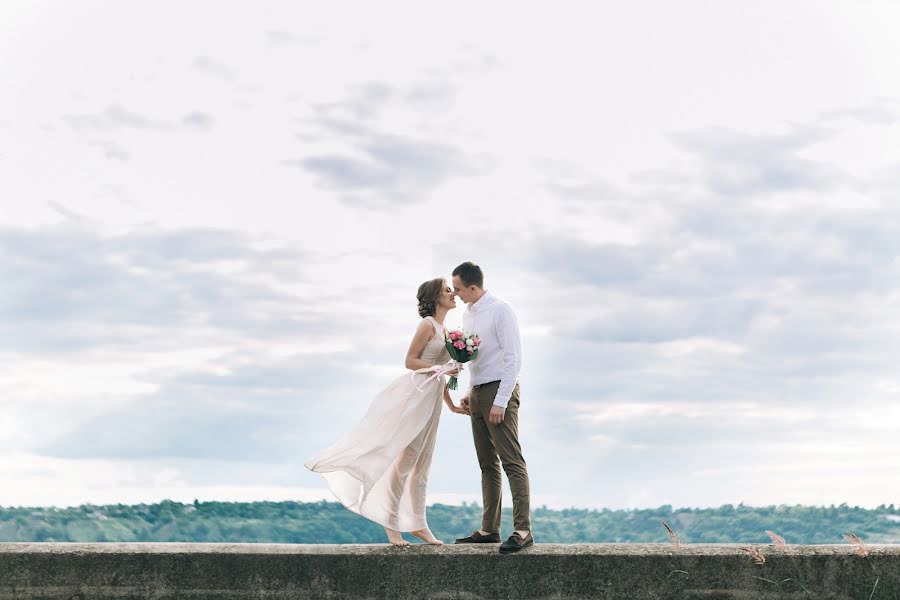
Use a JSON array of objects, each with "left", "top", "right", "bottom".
[{"left": 473, "top": 380, "right": 501, "bottom": 389}]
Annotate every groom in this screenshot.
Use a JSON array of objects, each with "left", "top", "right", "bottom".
[{"left": 451, "top": 261, "right": 533, "bottom": 554}]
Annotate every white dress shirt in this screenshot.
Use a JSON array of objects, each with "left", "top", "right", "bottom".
[{"left": 462, "top": 290, "right": 522, "bottom": 409}]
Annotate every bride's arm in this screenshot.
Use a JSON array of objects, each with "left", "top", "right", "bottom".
[
  {"left": 443, "top": 385, "right": 469, "bottom": 414},
  {"left": 405, "top": 319, "right": 437, "bottom": 371}
]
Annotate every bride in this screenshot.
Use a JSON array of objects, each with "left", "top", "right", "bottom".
[{"left": 304, "top": 277, "right": 470, "bottom": 546}]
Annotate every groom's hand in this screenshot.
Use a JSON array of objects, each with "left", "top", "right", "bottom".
[{"left": 489, "top": 405, "right": 505, "bottom": 426}]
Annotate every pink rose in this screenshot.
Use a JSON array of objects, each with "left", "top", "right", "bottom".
[{"left": 454, "top": 341, "right": 465, "bottom": 350}]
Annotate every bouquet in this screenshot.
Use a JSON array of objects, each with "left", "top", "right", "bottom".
[{"left": 444, "top": 329, "right": 480, "bottom": 390}]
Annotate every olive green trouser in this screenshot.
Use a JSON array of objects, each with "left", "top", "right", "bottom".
[{"left": 470, "top": 381, "right": 531, "bottom": 533}]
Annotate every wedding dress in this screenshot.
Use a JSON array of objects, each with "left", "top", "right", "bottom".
[{"left": 304, "top": 316, "right": 450, "bottom": 531}]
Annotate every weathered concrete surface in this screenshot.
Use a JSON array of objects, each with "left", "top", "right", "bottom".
[{"left": 1, "top": 543, "right": 898, "bottom": 599}]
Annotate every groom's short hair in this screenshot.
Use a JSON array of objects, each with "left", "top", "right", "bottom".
[{"left": 452, "top": 261, "right": 484, "bottom": 288}]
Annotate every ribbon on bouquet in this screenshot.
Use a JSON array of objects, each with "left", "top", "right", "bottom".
[{"left": 412, "top": 359, "right": 460, "bottom": 392}]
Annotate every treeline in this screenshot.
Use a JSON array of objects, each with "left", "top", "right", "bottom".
[{"left": 1, "top": 500, "right": 898, "bottom": 544}]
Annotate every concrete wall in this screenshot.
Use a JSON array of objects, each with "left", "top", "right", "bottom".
[{"left": 1, "top": 542, "right": 898, "bottom": 599}]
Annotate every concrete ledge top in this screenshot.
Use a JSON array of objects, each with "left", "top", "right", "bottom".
[
  {"left": 4, "top": 542, "right": 900, "bottom": 599},
  {"left": 2, "top": 542, "right": 899, "bottom": 556}
]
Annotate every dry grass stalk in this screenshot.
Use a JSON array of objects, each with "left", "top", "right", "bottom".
[
  {"left": 661, "top": 520, "right": 681, "bottom": 549},
  {"left": 738, "top": 546, "right": 767, "bottom": 565},
  {"left": 765, "top": 530, "right": 786, "bottom": 548},
  {"left": 843, "top": 531, "right": 869, "bottom": 557}
]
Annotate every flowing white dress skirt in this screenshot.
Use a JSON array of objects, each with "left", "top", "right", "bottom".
[{"left": 304, "top": 368, "right": 444, "bottom": 532}]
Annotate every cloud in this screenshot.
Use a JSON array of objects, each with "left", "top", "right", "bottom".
[
  {"left": 819, "top": 98, "right": 900, "bottom": 125},
  {"left": 61, "top": 106, "right": 216, "bottom": 160},
  {"left": 533, "top": 117, "right": 900, "bottom": 306},
  {"left": 406, "top": 80, "right": 457, "bottom": 112},
  {"left": 567, "top": 299, "right": 763, "bottom": 344},
  {"left": 0, "top": 223, "right": 462, "bottom": 474},
  {"left": 516, "top": 118, "right": 900, "bottom": 454},
  {"left": 294, "top": 133, "right": 480, "bottom": 207},
  {"left": 64, "top": 106, "right": 215, "bottom": 135},
  {"left": 191, "top": 56, "right": 236, "bottom": 82},
  {"left": 181, "top": 111, "right": 215, "bottom": 131},
  {"left": 87, "top": 139, "right": 130, "bottom": 161},
  {"left": 338, "top": 82, "right": 396, "bottom": 120},
  {"left": 286, "top": 80, "right": 489, "bottom": 207},
  {"left": 46, "top": 202, "right": 90, "bottom": 222},
  {"left": 63, "top": 105, "right": 171, "bottom": 133},
  {"left": 529, "top": 237, "right": 660, "bottom": 288},
  {"left": 265, "top": 30, "right": 316, "bottom": 47},
  {"left": 0, "top": 224, "right": 328, "bottom": 356},
  {"left": 37, "top": 351, "right": 372, "bottom": 462},
  {"left": 669, "top": 125, "right": 848, "bottom": 196}
]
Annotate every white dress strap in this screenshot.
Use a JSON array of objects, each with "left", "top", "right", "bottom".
[{"left": 425, "top": 315, "right": 443, "bottom": 336}]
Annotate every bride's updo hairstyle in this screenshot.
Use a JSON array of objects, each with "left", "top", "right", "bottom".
[{"left": 417, "top": 277, "right": 445, "bottom": 318}]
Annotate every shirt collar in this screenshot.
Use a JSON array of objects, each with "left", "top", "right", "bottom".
[{"left": 469, "top": 290, "right": 494, "bottom": 313}]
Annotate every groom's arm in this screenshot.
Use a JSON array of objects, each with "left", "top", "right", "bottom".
[{"left": 492, "top": 303, "right": 523, "bottom": 410}]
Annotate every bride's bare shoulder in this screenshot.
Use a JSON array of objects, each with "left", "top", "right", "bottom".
[
  {"left": 413, "top": 317, "right": 437, "bottom": 337},
  {"left": 406, "top": 318, "right": 436, "bottom": 356}
]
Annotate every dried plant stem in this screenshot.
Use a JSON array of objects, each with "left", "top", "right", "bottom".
[
  {"left": 843, "top": 531, "right": 869, "bottom": 557},
  {"left": 661, "top": 520, "right": 681, "bottom": 549},
  {"left": 765, "top": 530, "right": 786, "bottom": 548}
]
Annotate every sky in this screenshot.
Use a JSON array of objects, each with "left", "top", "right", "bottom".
[{"left": 1, "top": 1, "right": 900, "bottom": 512}]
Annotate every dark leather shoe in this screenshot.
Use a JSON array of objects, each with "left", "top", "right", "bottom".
[
  {"left": 499, "top": 531, "right": 534, "bottom": 554},
  {"left": 454, "top": 530, "right": 501, "bottom": 544}
]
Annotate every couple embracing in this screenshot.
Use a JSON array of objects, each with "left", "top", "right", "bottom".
[{"left": 305, "top": 261, "right": 533, "bottom": 554}]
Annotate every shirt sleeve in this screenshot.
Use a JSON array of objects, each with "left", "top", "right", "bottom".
[
  {"left": 492, "top": 303, "right": 522, "bottom": 408},
  {"left": 462, "top": 310, "right": 474, "bottom": 399}
]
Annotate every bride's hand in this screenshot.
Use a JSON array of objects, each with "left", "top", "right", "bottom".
[
  {"left": 450, "top": 403, "right": 469, "bottom": 415},
  {"left": 446, "top": 364, "right": 464, "bottom": 376}
]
